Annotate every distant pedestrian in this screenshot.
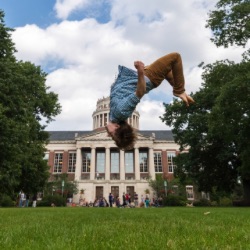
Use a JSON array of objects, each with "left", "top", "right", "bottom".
[
  {"left": 109, "top": 193, "right": 113, "bottom": 207},
  {"left": 134, "top": 192, "right": 138, "bottom": 207},
  {"left": 122, "top": 192, "right": 126, "bottom": 206},
  {"left": 32, "top": 193, "right": 37, "bottom": 208},
  {"left": 125, "top": 193, "right": 129, "bottom": 205},
  {"left": 19, "top": 190, "right": 25, "bottom": 207},
  {"left": 145, "top": 197, "right": 150, "bottom": 208}
]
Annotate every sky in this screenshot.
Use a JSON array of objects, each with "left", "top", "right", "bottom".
[{"left": 1, "top": 0, "right": 248, "bottom": 131}]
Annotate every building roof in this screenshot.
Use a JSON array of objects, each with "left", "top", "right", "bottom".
[{"left": 47, "top": 130, "right": 174, "bottom": 141}]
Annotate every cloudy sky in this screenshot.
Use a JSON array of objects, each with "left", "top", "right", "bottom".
[{"left": 1, "top": 0, "right": 248, "bottom": 131}]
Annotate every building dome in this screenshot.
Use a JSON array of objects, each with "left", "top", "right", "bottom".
[{"left": 92, "top": 96, "right": 140, "bottom": 131}]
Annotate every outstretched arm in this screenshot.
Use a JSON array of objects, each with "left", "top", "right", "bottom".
[{"left": 134, "top": 61, "right": 146, "bottom": 98}]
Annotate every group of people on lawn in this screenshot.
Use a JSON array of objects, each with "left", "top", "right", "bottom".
[{"left": 77, "top": 192, "right": 163, "bottom": 208}]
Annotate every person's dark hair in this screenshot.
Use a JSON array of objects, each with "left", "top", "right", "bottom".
[{"left": 113, "top": 121, "right": 137, "bottom": 150}]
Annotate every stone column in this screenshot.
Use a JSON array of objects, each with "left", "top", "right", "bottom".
[
  {"left": 120, "top": 150, "right": 125, "bottom": 180},
  {"left": 134, "top": 147, "right": 140, "bottom": 180},
  {"left": 105, "top": 147, "right": 110, "bottom": 180},
  {"left": 149, "top": 147, "right": 155, "bottom": 180},
  {"left": 75, "top": 147, "right": 82, "bottom": 181},
  {"left": 90, "top": 147, "right": 96, "bottom": 180}
]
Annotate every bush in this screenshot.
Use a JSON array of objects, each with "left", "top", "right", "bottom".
[
  {"left": 193, "top": 198, "right": 211, "bottom": 207},
  {"left": 37, "top": 195, "right": 66, "bottom": 207},
  {"left": 219, "top": 197, "right": 232, "bottom": 207},
  {"left": 163, "top": 195, "right": 186, "bottom": 206},
  {"left": 0, "top": 195, "right": 14, "bottom": 207},
  {"left": 211, "top": 201, "right": 218, "bottom": 206}
]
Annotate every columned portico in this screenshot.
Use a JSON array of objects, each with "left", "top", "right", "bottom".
[
  {"left": 134, "top": 147, "right": 140, "bottom": 180},
  {"left": 120, "top": 149, "right": 125, "bottom": 180},
  {"left": 75, "top": 147, "right": 82, "bottom": 180},
  {"left": 149, "top": 147, "right": 155, "bottom": 180},
  {"left": 105, "top": 147, "right": 110, "bottom": 180},
  {"left": 90, "top": 147, "right": 96, "bottom": 180}
]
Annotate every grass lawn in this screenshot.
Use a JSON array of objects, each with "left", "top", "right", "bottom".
[{"left": 0, "top": 206, "right": 249, "bottom": 250}]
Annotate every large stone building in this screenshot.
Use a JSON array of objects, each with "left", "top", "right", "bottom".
[{"left": 46, "top": 97, "right": 194, "bottom": 203}]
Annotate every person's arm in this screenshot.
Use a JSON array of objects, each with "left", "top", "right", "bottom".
[{"left": 134, "top": 61, "right": 146, "bottom": 98}]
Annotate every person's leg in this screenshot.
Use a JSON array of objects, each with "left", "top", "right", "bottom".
[{"left": 144, "top": 52, "right": 185, "bottom": 95}]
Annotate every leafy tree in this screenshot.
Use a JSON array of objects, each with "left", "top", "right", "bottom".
[
  {"left": 161, "top": 57, "right": 250, "bottom": 202},
  {"left": 0, "top": 10, "right": 61, "bottom": 197},
  {"left": 148, "top": 174, "right": 166, "bottom": 197},
  {"left": 44, "top": 174, "right": 79, "bottom": 198},
  {"left": 206, "top": 0, "right": 250, "bottom": 47}
]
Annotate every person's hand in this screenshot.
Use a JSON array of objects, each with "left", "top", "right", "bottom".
[
  {"left": 174, "top": 92, "right": 195, "bottom": 106},
  {"left": 134, "top": 61, "right": 145, "bottom": 73}
]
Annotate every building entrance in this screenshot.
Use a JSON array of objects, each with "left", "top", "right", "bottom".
[
  {"left": 96, "top": 186, "right": 103, "bottom": 199},
  {"left": 126, "top": 186, "right": 135, "bottom": 201},
  {"left": 111, "top": 186, "right": 119, "bottom": 199}
]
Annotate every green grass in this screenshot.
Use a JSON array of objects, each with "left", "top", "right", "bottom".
[{"left": 0, "top": 207, "right": 249, "bottom": 250}]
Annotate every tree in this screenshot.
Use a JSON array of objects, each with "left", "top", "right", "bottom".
[
  {"left": 44, "top": 174, "right": 79, "bottom": 198},
  {"left": 148, "top": 174, "right": 166, "bottom": 197},
  {"left": 0, "top": 10, "right": 61, "bottom": 197},
  {"left": 161, "top": 57, "right": 250, "bottom": 202},
  {"left": 206, "top": 0, "right": 250, "bottom": 47}
]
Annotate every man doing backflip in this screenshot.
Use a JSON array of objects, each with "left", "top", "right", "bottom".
[{"left": 106, "top": 52, "right": 195, "bottom": 150}]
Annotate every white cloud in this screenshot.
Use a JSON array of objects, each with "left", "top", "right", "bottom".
[
  {"left": 54, "top": 0, "right": 90, "bottom": 19},
  {"left": 11, "top": 0, "right": 249, "bottom": 131},
  {"left": 137, "top": 99, "right": 169, "bottom": 130}
]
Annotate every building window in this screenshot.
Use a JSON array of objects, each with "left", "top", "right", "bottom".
[
  {"left": 167, "top": 152, "right": 176, "bottom": 173},
  {"left": 53, "top": 153, "right": 63, "bottom": 173},
  {"left": 186, "top": 185, "right": 194, "bottom": 200},
  {"left": 111, "top": 152, "right": 119, "bottom": 173},
  {"left": 104, "top": 113, "right": 108, "bottom": 126},
  {"left": 154, "top": 152, "right": 162, "bottom": 172},
  {"left": 125, "top": 152, "right": 134, "bottom": 173},
  {"left": 96, "top": 152, "right": 105, "bottom": 173},
  {"left": 139, "top": 152, "right": 148, "bottom": 172},
  {"left": 82, "top": 152, "right": 91, "bottom": 172},
  {"left": 68, "top": 152, "right": 76, "bottom": 172}
]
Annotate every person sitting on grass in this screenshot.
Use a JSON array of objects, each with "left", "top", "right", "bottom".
[{"left": 106, "top": 52, "right": 195, "bottom": 150}]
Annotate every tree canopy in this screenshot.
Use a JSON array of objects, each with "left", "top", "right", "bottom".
[
  {"left": 206, "top": 0, "right": 250, "bottom": 47},
  {"left": 0, "top": 10, "right": 61, "bottom": 197},
  {"left": 161, "top": 56, "right": 250, "bottom": 198},
  {"left": 161, "top": 0, "right": 250, "bottom": 203}
]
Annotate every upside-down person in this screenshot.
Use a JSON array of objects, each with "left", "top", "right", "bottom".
[{"left": 105, "top": 52, "right": 195, "bottom": 150}]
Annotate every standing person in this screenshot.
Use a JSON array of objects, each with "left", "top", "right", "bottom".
[
  {"left": 125, "top": 193, "right": 130, "bottom": 205},
  {"left": 145, "top": 197, "right": 150, "bottom": 208},
  {"left": 108, "top": 193, "right": 113, "bottom": 207},
  {"left": 122, "top": 192, "right": 126, "bottom": 207},
  {"left": 115, "top": 197, "right": 121, "bottom": 208},
  {"left": 106, "top": 52, "right": 195, "bottom": 150},
  {"left": 128, "top": 193, "right": 131, "bottom": 204},
  {"left": 19, "top": 190, "right": 24, "bottom": 208},
  {"left": 134, "top": 192, "right": 139, "bottom": 207},
  {"left": 32, "top": 193, "right": 37, "bottom": 208}
]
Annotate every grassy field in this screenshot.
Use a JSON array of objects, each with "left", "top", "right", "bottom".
[{"left": 0, "top": 207, "right": 249, "bottom": 250}]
